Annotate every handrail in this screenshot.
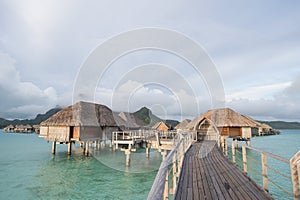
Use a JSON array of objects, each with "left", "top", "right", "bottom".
[
  {"left": 147, "top": 132, "right": 195, "bottom": 200},
  {"left": 223, "top": 141, "right": 299, "bottom": 199},
  {"left": 245, "top": 145, "right": 289, "bottom": 163}
]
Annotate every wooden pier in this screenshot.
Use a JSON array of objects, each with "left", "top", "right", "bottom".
[{"left": 175, "top": 141, "right": 273, "bottom": 200}]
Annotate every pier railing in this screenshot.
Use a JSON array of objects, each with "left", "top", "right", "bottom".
[
  {"left": 147, "top": 132, "right": 196, "bottom": 200},
  {"left": 223, "top": 141, "right": 300, "bottom": 200}
]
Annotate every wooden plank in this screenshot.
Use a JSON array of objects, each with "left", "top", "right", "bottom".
[{"left": 175, "top": 141, "right": 273, "bottom": 200}]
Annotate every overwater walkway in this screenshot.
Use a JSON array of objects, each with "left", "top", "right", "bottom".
[{"left": 175, "top": 141, "right": 273, "bottom": 200}]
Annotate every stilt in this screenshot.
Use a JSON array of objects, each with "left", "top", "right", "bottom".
[
  {"left": 83, "top": 142, "right": 86, "bottom": 154},
  {"left": 52, "top": 141, "right": 56, "bottom": 155},
  {"left": 68, "top": 141, "right": 72, "bottom": 155},
  {"left": 232, "top": 140, "right": 236, "bottom": 163},
  {"left": 235, "top": 139, "right": 239, "bottom": 149},
  {"left": 146, "top": 147, "right": 150, "bottom": 158},
  {"left": 97, "top": 140, "right": 101, "bottom": 150},
  {"left": 247, "top": 139, "right": 251, "bottom": 147},
  {"left": 225, "top": 139, "right": 228, "bottom": 156},
  {"left": 125, "top": 149, "right": 131, "bottom": 167},
  {"left": 85, "top": 141, "right": 89, "bottom": 156}
]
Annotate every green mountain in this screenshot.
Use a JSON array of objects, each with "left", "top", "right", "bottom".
[
  {"left": 133, "top": 107, "right": 179, "bottom": 127},
  {"left": 0, "top": 107, "right": 62, "bottom": 128},
  {"left": 258, "top": 121, "right": 300, "bottom": 130}
]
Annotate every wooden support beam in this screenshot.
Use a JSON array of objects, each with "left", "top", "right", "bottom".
[
  {"left": 242, "top": 146, "right": 247, "bottom": 173},
  {"left": 125, "top": 149, "right": 131, "bottom": 167},
  {"left": 247, "top": 139, "right": 251, "bottom": 147},
  {"left": 231, "top": 140, "right": 236, "bottom": 163},
  {"left": 172, "top": 154, "right": 177, "bottom": 194},
  {"left": 85, "top": 141, "right": 89, "bottom": 156},
  {"left": 261, "top": 153, "right": 268, "bottom": 192},
  {"left": 52, "top": 141, "right": 56, "bottom": 155},
  {"left": 146, "top": 147, "right": 150, "bottom": 158},
  {"left": 68, "top": 141, "right": 72, "bottom": 155},
  {"left": 164, "top": 170, "right": 169, "bottom": 200}
]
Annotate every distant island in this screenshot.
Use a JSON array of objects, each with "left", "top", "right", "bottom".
[
  {"left": 0, "top": 106, "right": 180, "bottom": 129},
  {"left": 1, "top": 105, "right": 299, "bottom": 130},
  {"left": 258, "top": 121, "right": 300, "bottom": 130}
]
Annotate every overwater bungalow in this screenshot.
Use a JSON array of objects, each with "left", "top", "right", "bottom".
[
  {"left": 186, "top": 108, "right": 269, "bottom": 141},
  {"left": 40, "top": 101, "right": 120, "bottom": 144},
  {"left": 3, "top": 124, "right": 14, "bottom": 132},
  {"left": 14, "top": 124, "right": 33, "bottom": 133},
  {"left": 152, "top": 121, "right": 170, "bottom": 131}
]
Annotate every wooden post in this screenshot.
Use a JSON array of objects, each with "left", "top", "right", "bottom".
[
  {"left": 261, "top": 153, "right": 268, "bottom": 192},
  {"left": 68, "top": 141, "right": 72, "bottom": 155},
  {"left": 232, "top": 140, "right": 236, "bottom": 163},
  {"left": 247, "top": 139, "right": 251, "bottom": 147},
  {"left": 125, "top": 150, "right": 131, "bottom": 167},
  {"left": 146, "top": 147, "right": 150, "bottom": 158},
  {"left": 164, "top": 171, "right": 169, "bottom": 200},
  {"left": 242, "top": 146, "right": 247, "bottom": 173},
  {"left": 85, "top": 141, "right": 89, "bottom": 156},
  {"left": 97, "top": 140, "right": 101, "bottom": 150},
  {"left": 225, "top": 139, "right": 228, "bottom": 156},
  {"left": 52, "top": 141, "right": 56, "bottom": 155},
  {"left": 290, "top": 150, "right": 300, "bottom": 199},
  {"left": 221, "top": 137, "right": 225, "bottom": 153},
  {"left": 156, "top": 132, "right": 161, "bottom": 147},
  {"left": 172, "top": 154, "right": 177, "bottom": 194},
  {"left": 83, "top": 141, "right": 86, "bottom": 154}
]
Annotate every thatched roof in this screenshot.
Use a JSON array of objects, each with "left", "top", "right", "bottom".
[
  {"left": 187, "top": 108, "right": 265, "bottom": 130},
  {"left": 175, "top": 119, "right": 191, "bottom": 130},
  {"left": 40, "top": 101, "right": 118, "bottom": 127}
]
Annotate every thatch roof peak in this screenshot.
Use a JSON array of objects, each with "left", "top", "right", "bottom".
[
  {"left": 40, "top": 101, "right": 117, "bottom": 127},
  {"left": 187, "top": 108, "right": 269, "bottom": 130},
  {"left": 175, "top": 119, "right": 191, "bottom": 130}
]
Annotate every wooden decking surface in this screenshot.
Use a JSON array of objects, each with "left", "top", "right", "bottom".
[{"left": 175, "top": 141, "right": 273, "bottom": 200}]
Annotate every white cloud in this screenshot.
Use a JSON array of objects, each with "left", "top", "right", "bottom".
[{"left": 0, "top": 52, "right": 59, "bottom": 118}]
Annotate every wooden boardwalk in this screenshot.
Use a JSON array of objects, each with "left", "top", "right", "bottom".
[{"left": 175, "top": 141, "right": 273, "bottom": 200}]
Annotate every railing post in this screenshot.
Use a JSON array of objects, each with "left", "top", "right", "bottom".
[
  {"left": 164, "top": 170, "right": 169, "bottom": 200},
  {"left": 172, "top": 154, "right": 177, "bottom": 194},
  {"left": 225, "top": 139, "right": 228, "bottom": 156},
  {"left": 290, "top": 150, "right": 300, "bottom": 199},
  {"left": 232, "top": 140, "right": 236, "bottom": 163},
  {"left": 261, "top": 153, "right": 268, "bottom": 192},
  {"left": 242, "top": 146, "right": 247, "bottom": 173}
]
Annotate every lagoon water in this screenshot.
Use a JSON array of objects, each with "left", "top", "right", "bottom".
[
  {"left": 0, "top": 129, "right": 299, "bottom": 199},
  {"left": 0, "top": 130, "right": 160, "bottom": 200}
]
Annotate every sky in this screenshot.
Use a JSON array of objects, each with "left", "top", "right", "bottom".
[{"left": 0, "top": 0, "right": 299, "bottom": 122}]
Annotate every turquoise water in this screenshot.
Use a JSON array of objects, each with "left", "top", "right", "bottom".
[
  {"left": 228, "top": 130, "right": 300, "bottom": 200},
  {"left": 0, "top": 130, "right": 299, "bottom": 200},
  {"left": 0, "top": 130, "right": 160, "bottom": 200}
]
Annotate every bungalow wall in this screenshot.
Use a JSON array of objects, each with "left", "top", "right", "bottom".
[
  {"left": 40, "top": 125, "right": 120, "bottom": 142},
  {"left": 219, "top": 127, "right": 241, "bottom": 137}
]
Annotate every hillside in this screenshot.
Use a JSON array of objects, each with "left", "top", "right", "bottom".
[
  {"left": 0, "top": 107, "right": 62, "bottom": 128},
  {"left": 259, "top": 121, "right": 300, "bottom": 130},
  {"left": 0, "top": 105, "right": 180, "bottom": 129},
  {"left": 133, "top": 107, "right": 179, "bottom": 127}
]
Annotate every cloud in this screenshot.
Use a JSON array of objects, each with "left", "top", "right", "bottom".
[
  {"left": 94, "top": 79, "right": 214, "bottom": 121},
  {"left": 227, "top": 75, "right": 300, "bottom": 121},
  {"left": 0, "top": 52, "right": 58, "bottom": 118}
]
